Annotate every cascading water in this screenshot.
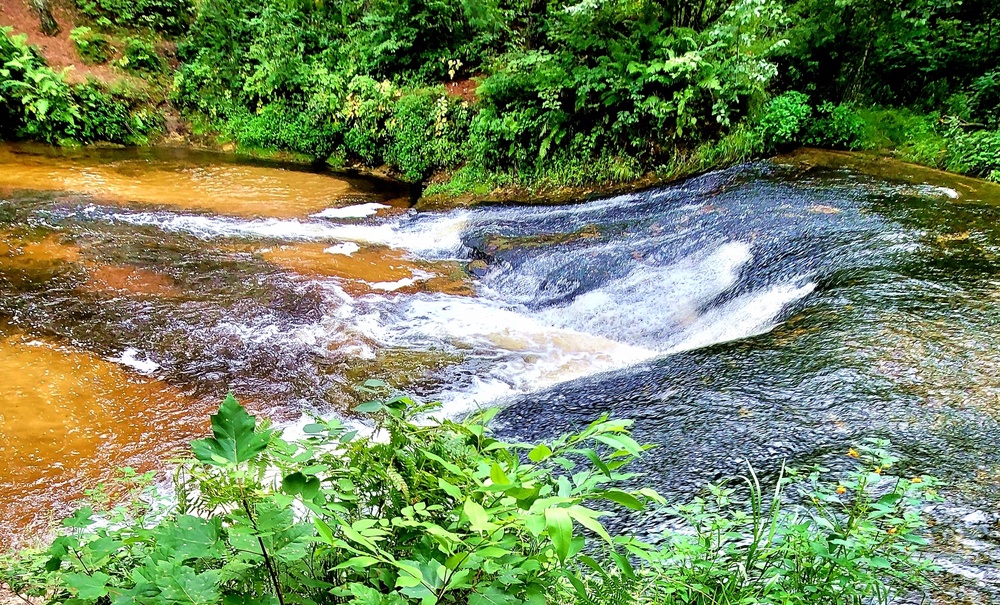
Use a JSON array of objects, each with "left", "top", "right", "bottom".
[{"left": 3, "top": 144, "right": 1000, "bottom": 600}]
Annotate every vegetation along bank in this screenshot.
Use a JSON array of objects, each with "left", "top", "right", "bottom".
[{"left": 1, "top": 0, "right": 999, "bottom": 203}]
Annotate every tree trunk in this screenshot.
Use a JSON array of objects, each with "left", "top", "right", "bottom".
[{"left": 29, "top": 0, "right": 60, "bottom": 36}]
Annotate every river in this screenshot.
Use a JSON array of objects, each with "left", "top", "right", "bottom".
[{"left": 1, "top": 143, "right": 999, "bottom": 601}]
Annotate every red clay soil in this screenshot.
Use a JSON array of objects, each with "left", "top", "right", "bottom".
[
  {"left": 445, "top": 78, "right": 479, "bottom": 103},
  {"left": 0, "top": 0, "right": 121, "bottom": 84}
]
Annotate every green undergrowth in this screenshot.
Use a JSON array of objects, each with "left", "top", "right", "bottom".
[
  {"left": 0, "top": 27, "right": 163, "bottom": 145},
  {"left": 1, "top": 385, "right": 941, "bottom": 605}
]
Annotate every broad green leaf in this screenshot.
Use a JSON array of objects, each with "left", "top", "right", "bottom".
[
  {"left": 438, "top": 478, "right": 462, "bottom": 499},
  {"left": 469, "top": 586, "right": 520, "bottom": 605},
  {"left": 156, "top": 515, "right": 223, "bottom": 561},
  {"left": 489, "top": 463, "right": 510, "bottom": 485},
  {"left": 281, "top": 472, "right": 320, "bottom": 499},
  {"left": 62, "top": 507, "right": 95, "bottom": 528},
  {"left": 354, "top": 401, "right": 384, "bottom": 413},
  {"left": 528, "top": 444, "right": 552, "bottom": 462},
  {"left": 545, "top": 507, "right": 573, "bottom": 562},
  {"left": 190, "top": 394, "right": 272, "bottom": 466},
  {"left": 464, "top": 499, "right": 495, "bottom": 532},
  {"left": 314, "top": 519, "right": 336, "bottom": 545},
  {"left": 334, "top": 555, "right": 380, "bottom": 570},
  {"left": 155, "top": 563, "right": 220, "bottom": 604},
  {"left": 567, "top": 505, "right": 612, "bottom": 543},
  {"left": 64, "top": 571, "right": 111, "bottom": 600}
]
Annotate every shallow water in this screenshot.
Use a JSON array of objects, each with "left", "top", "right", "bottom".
[{"left": 2, "top": 144, "right": 1000, "bottom": 599}]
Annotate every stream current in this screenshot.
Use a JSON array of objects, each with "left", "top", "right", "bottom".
[{"left": 2, "top": 144, "right": 1000, "bottom": 600}]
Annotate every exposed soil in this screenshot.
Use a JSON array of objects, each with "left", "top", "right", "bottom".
[
  {"left": 0, "top": 0, "right": 121, "bottom": 84},
  {"left": 445, "top": 77, "right": 478, "bottom": 103}
]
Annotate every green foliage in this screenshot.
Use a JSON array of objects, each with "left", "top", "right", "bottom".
[
  {"left": 0, "top": 391, "right": 939, "bottom": 605},
  {"left": 757, "top": 91, "right": 812, "bottom": 150},
  {"left": 805, "top": 102, "right": 866, "bottom": 150},
  {"left": 69, "top": 26, "right": 112, "bottom": 64},
  {"left": 0, "top": 27, "right": 161, "bottom": 145},
  {"left": 117, "top": 37, "right": 163, "bottom": 73},
  {"left": 575, "top": 442, "right": 940, "bottom": 605},
  {"left": 76, "top": 0, "right": 192, "bottom": 34},
  {"left": 170, "top": 0, "right": 789, "bottom": 180},
  {"left": 0, "top": 28, "right": 81, "bottom": 143}
]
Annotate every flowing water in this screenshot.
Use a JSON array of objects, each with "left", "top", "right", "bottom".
[{"left": 2, "top": 143, "right": 1000, "bottom": 600}]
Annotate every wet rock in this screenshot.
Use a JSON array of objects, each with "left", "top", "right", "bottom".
[{"left": 467, "top": 259, "right": 489, "bottom": 277}]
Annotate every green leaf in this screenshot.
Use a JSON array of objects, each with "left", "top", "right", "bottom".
[
  {"left": 155, "top": 563, "right": 220, "bottom": 604},
  {"left": 601, "top": 489, "right": 645, "bottom": 510},
  {"left": 469, "top": 586, "right": 519, "bottom": 605},
  {"left": 157, "top": 516, "right": 223, "bottom": 561},
  {"left": 62, "top": 507, "right": 95, "bottom": 528},
  {"left": 464, "top": 499, "right": 495, "bottom": 532},
  {"left": 545, "top": 507, "right": 573, "bottom": 562},
  {"left": 528, "top": 444, "right": 552, "bottom": 462},
  {"left": 282, "top": 472, "right": 321, "bottom": 499},
  {"left": 489, "top": 463, "right": 510, "bottom": 485},
  {"left": 354, "top": 401, "right": 384, "bottom": 413},
  {"left": 314, "top": 518, "right": 335, "bottom": 545},
  {"left": 566, "top": 505, "right": 612, "bottom": 543},
  {"left": 438, "top": 478, "right": 462, "bottom": 499},
  {"left": 64, "top": 572, "right": 111, "bottom": 600},
  {"left": 190, "top": 394, "right": 272, "bottom": 466},
  {"left": 334, "top": 555, "right": 380, "bottom": 570}
]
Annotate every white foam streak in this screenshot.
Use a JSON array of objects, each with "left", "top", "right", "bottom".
[
  {"left": 668, "top": 280, "right": 816, "bottom": 353},
  {"left": 111, "top": 211, "right": 469, "bottom": 255},
  {"left": 313, "top": 203, "right": 389, "bottom": 219},
  {"left": 324, "top": 242, "right": 360, "bottom": 256},
  {"left": 107, "top": 348, "right": 160, "bottom": 374},
  {"left": 543, "top": 241, "right": 752, "bottom": 347}
]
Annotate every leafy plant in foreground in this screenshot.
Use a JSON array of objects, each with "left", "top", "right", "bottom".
[{"left": 0, "top": 389, "right": 940, "bottom": 605}]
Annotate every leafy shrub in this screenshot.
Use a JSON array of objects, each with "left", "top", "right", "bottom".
[
  {"left": 945, "top": 125, "right": 1000, "bottom": 178},
  {"left": 386, "top": 91, "right": 470, "bottom": 181},
  {"left": 1, "top": 27, "right": 160, "bottom": 145},
  {"left": 1, "top": 390, "right": 659, "bottom": 605},
  {"left": 0, "top": 388, "right": 940, "bottom": 605},
  {"left": 970, "top": 68, "right": 1000, "bottom": 127},
  {"left": 69, "top": 26, "right": 112, "bottom": 64},
  {"left": 575, "top": 442, "right": 940, "bottom": 605},
  {"left": 116, "top": 37, "right": 163, "bottom": 73},
  {"left": 0, "top": 28, "right": 81, "bottom": 143},
  {"left": 806, "top": 102, "right": 866, "bottom": 149},
  {"left": 76, "top": 0, "right": 192, "bottom": 34},
  {"left": 228, "top": 102, "right": 343, "bottom": 160},
  {"left": 757, "top": 91, "right": 812, "bottom": 150}
]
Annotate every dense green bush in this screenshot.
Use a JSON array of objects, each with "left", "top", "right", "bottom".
[
  {"left": 946, "top": 125, "right": 1000, "bottom": 180},
  {"left": 69, "top": 26, "right": 113, "bottom": 64},
  {"left": 806, "top": 102, "right": 866, "bottom": 150},
  {"left": 1, "top": 28, "right": 82, "bottom": 143},
  {"left": 76, "top": 0, "right": 192, "bottom": 34},
  {"left": 1, "top": 27, "right": 161, "bottom": 145},
  {"left": 0, "top": 388, "right": 940, "bottom": 605},
  {"left": 757, "top": 91, "right": 812, "bottom": 150},
  {"left": 117, "top": 37, "right": 163, "bottom": 73}
]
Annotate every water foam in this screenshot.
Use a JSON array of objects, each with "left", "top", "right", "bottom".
[
  {"left": 541, "top": 241, "right": 753, "bottom": 347},
  {"left": 108, "top": 210, "right": 469, "bottom": 255},
  {"left": 312, "top": 203, "right": 389, "bottom": 219}
]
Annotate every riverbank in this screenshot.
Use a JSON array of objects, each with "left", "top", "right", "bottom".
[{"left": 2, "top": 0, "right": 999, "bottom": 209}]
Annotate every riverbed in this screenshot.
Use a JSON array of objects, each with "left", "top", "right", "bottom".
[{"left": 1, "top": 143, "right": 1000, "bottom": 601}]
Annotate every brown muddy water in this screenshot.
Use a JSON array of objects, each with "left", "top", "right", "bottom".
[{"left": 3, "top": 144, "right": 1000, "bottom": 601}]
